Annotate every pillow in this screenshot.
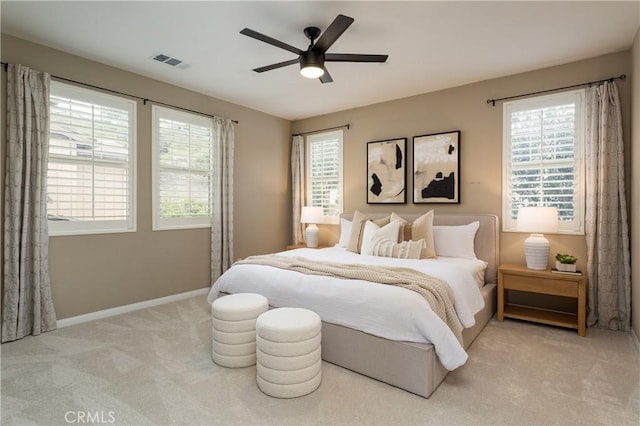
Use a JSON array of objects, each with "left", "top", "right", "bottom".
[
  {"left": 433, "top": 221, "right": 480, "bottom": 259},
  {"left": 370, "top": 236, "right": 425, "bottom": 260},
  {"left": 337, "top": 218, "right": 352, "bottom": 247},
  {"left": 360, "top": 220, "right": 401, "bottom": 255},
  {"left": 390, "top": 211, "right": 436, "bottom": 259},
  {"left": 411, "top": 211, "right": 436, "bottom": 259},
  {"left": 390, "top": 212, "right": 412, "bottom": 242},
  {"left": 346, "top": 211, "right": 391, "bottom": 253}
]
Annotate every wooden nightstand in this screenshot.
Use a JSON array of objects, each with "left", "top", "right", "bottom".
[
  {"left": 498, "top": 263, "right": 586, "bottom": 336},
  {"left": 285, "top": 244, "right": 330, "bottom": 250}
]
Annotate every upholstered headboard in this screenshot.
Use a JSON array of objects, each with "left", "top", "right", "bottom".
[{"left": 340, "top": 213, "right": 500, "bottom": 284}]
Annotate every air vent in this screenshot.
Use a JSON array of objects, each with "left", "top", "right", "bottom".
[{"left": 151, "top": 53, "right": 191, "bottom": 70}]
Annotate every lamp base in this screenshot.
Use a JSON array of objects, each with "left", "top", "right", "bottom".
[
  {"left": 305, "top": 224, "right": 319, "bottom": 248},
  {"left": 524, "top": 233, "right": 549, "bottom": 270}
]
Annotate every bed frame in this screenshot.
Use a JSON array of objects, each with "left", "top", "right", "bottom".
[{"left": 319, "top": 213, "right": 499, "bottom": 398}]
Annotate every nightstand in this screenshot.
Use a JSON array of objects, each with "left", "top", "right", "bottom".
[
  {"left": 285, "top": 244, "right": 330, "bottom": 250},
  {"left": 498, "top": 263, "right": 586, "bottom": 336}
]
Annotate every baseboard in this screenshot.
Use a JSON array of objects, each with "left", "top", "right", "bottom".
[
  {"left": 632, "top": 328, "right": 640, "bottom": 353},
  {"left": 57, "top": 287, "right": 210, "bottom": 328}
]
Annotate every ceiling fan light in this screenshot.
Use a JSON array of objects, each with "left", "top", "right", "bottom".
[{"left": 300, "top": 65, "right": 324, "bottom": 78}]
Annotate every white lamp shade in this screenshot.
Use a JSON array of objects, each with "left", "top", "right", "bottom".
[
  {"left": 517, "top": 207, "right": 558, "bottom": 270},
  {"left": 300, "top": 206, "right": 323, "bottom": 224},
  {"left": 517, "top": 207, "right": 559, "bottom": 233}
]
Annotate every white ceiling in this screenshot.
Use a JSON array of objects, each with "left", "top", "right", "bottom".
[{"left": 1, "top": 1, "right": 639, "bottom": 121}]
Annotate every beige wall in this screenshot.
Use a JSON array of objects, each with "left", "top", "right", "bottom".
[
  {"left": 292, "top": 51, "right": 633, "bottom": 277},
  {"left": 1, "top": 35, "right": 291, "bottom": 319},
  {"left": 631, "top": 28, "right": 640, "bottom": 342}
]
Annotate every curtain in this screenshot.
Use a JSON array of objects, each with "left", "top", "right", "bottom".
[
  {"left": 211, "top": 117, "right": 235, "bottom": 282},
  {"left": 2, "top": 64, "right": 57, "bottom": 342},
  {"left": 585, "top": 81, "right": 631, "bottom": 331},
  {"left": 291, "top": 135, "right": 305, "bottom": 244}
]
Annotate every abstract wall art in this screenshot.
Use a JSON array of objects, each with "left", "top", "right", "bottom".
[
  {"left": 413, "top": 131, "right": 460, "bottom": 204},
  {"left": 366, "top": 138, "right": 407, "bottom": 204}
]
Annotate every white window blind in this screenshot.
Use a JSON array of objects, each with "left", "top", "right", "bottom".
[
  {"left": 502, "top": 90, "right": 585, "bottom": 234},
  {"left": 48, "top": 81, "right": 136, "bottom": 235},
  {"left": 152, "top": 106, "right": 216, "bottom": 230},
  {"left": 306, "top": 130, "right": 343, "bottom": 224}
]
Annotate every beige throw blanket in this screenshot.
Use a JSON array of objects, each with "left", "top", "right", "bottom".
[{"left": 235, "top": 255, "right": 463, "bottom": 343}]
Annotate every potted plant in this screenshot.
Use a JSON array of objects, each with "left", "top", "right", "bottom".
[{"left": 555, "top": 253, "right": 577, "bottom": 272}]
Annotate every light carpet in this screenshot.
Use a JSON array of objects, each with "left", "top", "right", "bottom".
[{"left": 2, "top": 295, "right": 638, "bottom": 425}]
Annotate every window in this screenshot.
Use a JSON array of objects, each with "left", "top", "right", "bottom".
[
  {"left": 48, "top": 81, "right": 136, "bottom": 235},
  {"left": 152, "top": 106, "right": 216, "bottom": 230},
  {"left": 306, "top": 130, "right": 343, "bottom": 224},
  {"left": 502, "top": 90, "right": 585, "bottom": 234}
]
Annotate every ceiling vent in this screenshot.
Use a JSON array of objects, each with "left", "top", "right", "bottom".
[{"left": 151, "top": 53, "right": 191, "bottom": 70}]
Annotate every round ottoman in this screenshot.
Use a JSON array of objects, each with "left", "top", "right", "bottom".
[
  {"left": 211, "top": 293, "right": 268, "bottom": 368},
  {"left": 255, "top": 308, "right": 322, "bottom": 398}
]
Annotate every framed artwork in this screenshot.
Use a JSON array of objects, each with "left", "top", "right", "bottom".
[
  {"left": 412, "top": 130, "right": 460, "bottom": 204},
  {"left": 366, "top": 138, "right": 407, "bottom": 204}
]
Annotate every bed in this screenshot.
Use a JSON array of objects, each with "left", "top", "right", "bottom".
[{"left": 207, "top": 213, "right": 498, "bottom": 398}]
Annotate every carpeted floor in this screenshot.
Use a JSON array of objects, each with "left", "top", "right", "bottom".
[{"left": 2, "top": 295, "right": 639, "bottom": 425}]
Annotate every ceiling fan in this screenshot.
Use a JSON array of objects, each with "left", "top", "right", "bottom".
[{"left": 240, "top": 14, "right": 388, "bottom": 83}]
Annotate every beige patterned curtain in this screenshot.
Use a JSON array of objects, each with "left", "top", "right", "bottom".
[
  {"left": 211, "top": 117, "right": 234, "bottom": 282},
  {"left": 585, "top": 81, "right": 631, "bottom": 331},
  {"left": 3, "top": 64, "right": 57, "bottom": 342},
  {"left": 291, "top": 135, "right": 305, "bottom": 244}
]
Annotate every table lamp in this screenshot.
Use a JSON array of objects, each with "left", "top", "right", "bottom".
[
  {"left": 300, "top": 206, "right": 323, "bottom": 248},
  {"left": 517, "top": 206, "right": 559, "bottom": 270}
]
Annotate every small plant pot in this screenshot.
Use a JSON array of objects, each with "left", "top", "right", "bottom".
[{"left": 555, "top": 261, "right": 577, "bottom": 272}]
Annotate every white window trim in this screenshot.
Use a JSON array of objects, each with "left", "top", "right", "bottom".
[
  {"left": 305, "top": 130, "right": 343, "bottom": 225},
  {"left": 48, "top": 81, "right": 137, "bottom": 236},
  {"left": 502, "top": 89, "right": 585, "bottom": 235},
  {"left": 151, "top": 105, "right": 215, "bottom": 231}
]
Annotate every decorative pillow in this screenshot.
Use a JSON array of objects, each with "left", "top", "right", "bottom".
[
  {"left": 346, "top": 211, "right": 391, "bottom": 253},
  {"left": 433, "top": 221, "right": 480, "bottom": 259},
  {"left": 360, "top": 220, "right": 401, "bottom": 255},
  {"left": 411, "top": 211, "right": 436, "bottom": 259},
  {"left": 390, "top": 212, "right": 411, "bottom": 241},
  {"left": 370, "top": 236, "right": 425, "bottom": 260},
  {"left": 346, "top": 210, "right": 368, "bottom": 252},
  {"left": 390, "top": 211, "right": 436, "bottom": 258},
  {"left": 337, "top": 218, "right": 352, "bottom": 247}
]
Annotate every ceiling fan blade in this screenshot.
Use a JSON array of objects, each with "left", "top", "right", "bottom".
[
  {"left": 240, "top": 28, "right": 303, "bottom": 56},
  {"left": 253, "top": 59, "right": 299, "bottom": 73},
  {"left": 312, "top": 14, "right": 354, "bottom": 53},
  {"left": 319, "top": 68, "right": 333, "bottom": 84},
  {"left": 325, "top": 53, "right": 388, "bottom": 63}
]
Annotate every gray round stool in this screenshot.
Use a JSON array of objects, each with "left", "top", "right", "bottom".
[
  {"left": 211, "top": 293, "right": 268, "bottom": 368},
  {"left": 256, "top": 307, "right": 322, "bottom": 398}
]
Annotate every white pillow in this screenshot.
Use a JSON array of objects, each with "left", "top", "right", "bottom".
[
  {"left": 337, "top": 218, "right": 352, "bottom": 247},
  {"left": 433, "top": 221, "right": 480, "bottom": 259},
  {"left": 360, "top": 220, "right": 401, "bottom": 255}
]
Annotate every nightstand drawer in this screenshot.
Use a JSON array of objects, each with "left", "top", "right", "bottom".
[{"left": 503, "top": 274, "right": 577, "bottom": 297}]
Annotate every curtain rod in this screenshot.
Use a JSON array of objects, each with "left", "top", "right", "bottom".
[
  {"left": 1, "top": 61, "right": 239, "bottom": 124},
  {"left": 486, "top": 74, "right": 626, "bottom": 106},
  {"left": 293, "top": 124, "right": 350, "bottom": 137}
]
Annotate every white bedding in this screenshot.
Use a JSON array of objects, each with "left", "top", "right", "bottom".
[{"left": 207, "top": 247, "right": 486, "bottom": 370}]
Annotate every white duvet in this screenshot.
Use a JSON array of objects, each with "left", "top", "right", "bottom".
[{"left": 207, "top": 247, "right": 486, "bottom": 370}]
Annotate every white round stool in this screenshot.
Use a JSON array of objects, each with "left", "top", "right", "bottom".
[
  {"left": 211, "top": 293, "right": 268, "bottom": 368},
  {"left": 255, "top": 308, "right": 322, "bottom": 398}
]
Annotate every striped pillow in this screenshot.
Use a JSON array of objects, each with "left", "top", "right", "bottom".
[{"left": 370, "top": 236, "right": 425, "bottom": 260}]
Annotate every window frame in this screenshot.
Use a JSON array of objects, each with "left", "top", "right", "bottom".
[
  {"left": 47, "top": 81, "right": 137, "bottom": 236},
  {"left": 305, "top": 130, "right": 344, "bottom": 225},
  {"left": 502, "top": 89, "right": 585, "bottom": 234},
  {"left": 151, "top": 105, "right": 216, "bottom": 231}
]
